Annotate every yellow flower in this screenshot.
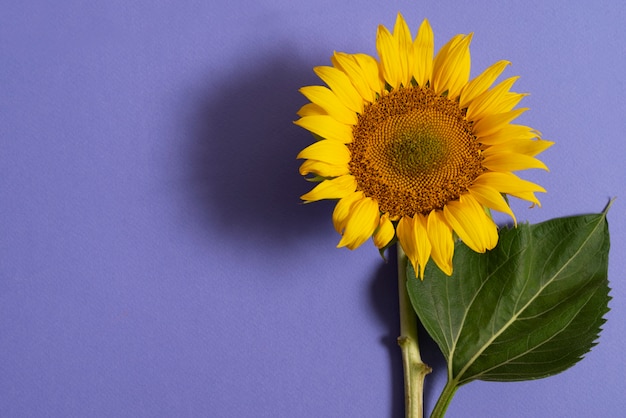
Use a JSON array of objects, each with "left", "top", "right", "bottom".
[{"left": 295, "top": 14, "right": 553, "bottom": 278}]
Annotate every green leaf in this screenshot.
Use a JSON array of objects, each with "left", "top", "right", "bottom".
[{"left": 407, "top": 209, "right": 611, "bottom": 385}]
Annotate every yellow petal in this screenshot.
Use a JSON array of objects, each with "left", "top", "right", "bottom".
[
  {"left": 484, "top": 138, "right": 554, "bottom": 157},
  {"left": 444, "top": 194, "right": 498, "bottom": 253},
  {"left": 396, "top": 218, "right": 414, "bottom": 261},
  {"left": 337, "top": 197, "right": 380, "bottom": 250},
  {"left": 488, "top": 92, "right": 528, "bottom": 114},
  {"left": 392, "top": 13, "right": 413, "bottom": 87},
  {"left": 432, "top": 34, "right": 462, "bottom": 70},
  {"left": 478, "top": 124, "right": 540, "bottom": 145},
  {"left": 296, "top": 139, "right": 350, "bottom": 165},
  {"left": 294, "top": 115, "right": 353, "bottom": 143},
  {"left": 397, "top": 215, "right": 431, "bottom": 279},
  {"left": 427, "top": 210, "right": 454, "bottom": 276},
  {"left": 299, "top": 86, "right": 358, "bottom": 125},
  {"left": 314, "top": 66, "right": 363, "bottom": 113},
  {"left": 299, "top": 159, "right": 349, "bottom": 178},
  {"left": 508, "top": 191, "right": 543, "bottom": 207},
  {"left": 459, "top": 60, "right": 510, "bottom": 108},
  {"left": 472, "top": 108, "right": 527, "bottom": 137},
  {"left": 376, "top": 24, "right": 402, "bottom": 88},
  {"left": 472, "top": 172, "right": 546, "bottom": 206},
  {"left": 332, "top": 52, "right": 376, "bottom": 103},
  {"left": 373, "top": 213, "right": 395, "bottom": 249},
  {"left": 466, "top": 77, "right": 520, "bottom": 122},
  {"left": 413, "top": 214, "right": 432, "bottom": 280},
  {"left": 432, "top": 33, "right": 472, "bottom": 99},
  {"left": 300, "top": 175, "right": 357, "bottom": 202},
  {"left": 482, "top": 151, "right": 549, "bottom": 171},
  {"left": 353, "top": 53, "right": 385, "bottom": 95},
  {"left": 468, "top": 183, "right": 517, "bottom": 225},
  {"left": 332, "top": 191, "right": 364, "bottom": 233},
  {"left": 297, "top": 103, "right": 326, "bottom": 117},
  {"left": 412, "top": 19, "right": 434, "bottom": 87},
  {"left": 473, "top": 171, "right": 546, "bottom": 192}
]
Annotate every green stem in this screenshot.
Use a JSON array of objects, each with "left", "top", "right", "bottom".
[
  {"left": 397, "top": 244, "right": 432, "bottom": 418},
  {"left": 430, "top": 380, "right": 458, "bottom": 418}
]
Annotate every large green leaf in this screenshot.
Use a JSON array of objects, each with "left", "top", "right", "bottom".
[{"left": 407, "top": 210, "right": 611, "bottom": 385}]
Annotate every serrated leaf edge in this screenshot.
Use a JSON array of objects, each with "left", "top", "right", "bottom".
[
  {"left": 451, "top": 211, "right": 608, "bottom": 384},
  {"left": 464, "top": 283, "right": 605, "bottom": 382}
]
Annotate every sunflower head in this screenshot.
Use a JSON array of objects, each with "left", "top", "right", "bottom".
[{"left": 295, "top": 14, "right": 553, "bottom": 278}]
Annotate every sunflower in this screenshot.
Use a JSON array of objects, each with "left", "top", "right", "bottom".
[{"left": 295, "top": 14, "right": 553, "bottom": 278}]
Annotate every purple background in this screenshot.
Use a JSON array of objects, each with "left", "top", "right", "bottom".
[{"left": 2, "top": 1, "right": 625, "bottom": 416}]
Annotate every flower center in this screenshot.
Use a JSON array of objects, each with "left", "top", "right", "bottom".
[{"left": 349, "top": 86, "right": 484, "bottom": 217}]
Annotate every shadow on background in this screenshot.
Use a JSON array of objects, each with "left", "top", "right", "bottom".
[
  {"left": 369, "top": 245, "right": 447, "bottom": 417},
  {"left": 186, "top": 45, "right": 447, "bottom": 416},
  {"left": 185, "top": 46, "right": 333, "bottom": 247}
]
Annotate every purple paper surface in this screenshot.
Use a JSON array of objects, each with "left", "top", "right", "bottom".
[{"left": 1, "top": 1, "right": 625, "bottom": 416}]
